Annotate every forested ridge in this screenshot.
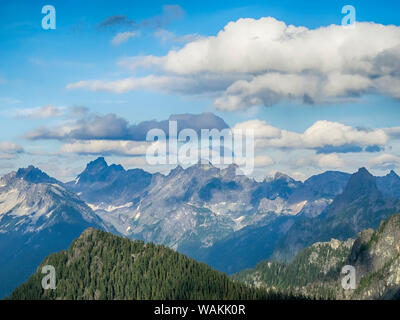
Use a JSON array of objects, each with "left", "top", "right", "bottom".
[
  {"left": 232, "top": 239, "right": 354, "bottom": 299},
  {"left": 9, "top": 228, "right": 301, "bottom": 300}
]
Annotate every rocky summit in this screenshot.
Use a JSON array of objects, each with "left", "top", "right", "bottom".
[{"left": 234, "top": 213, "right": 400, "bottom": 300}]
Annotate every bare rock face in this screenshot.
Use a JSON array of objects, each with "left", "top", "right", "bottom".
[
  {"left": 272, "top": 168, "right": 400, "bottom": 262},
  {"left": 3, "top": 159, "right": 399, "bottom": 299},
  {"left": 348, "top": 215, "right": 400, "bottom": 299},
  {"left": 234, "top": 213, "right": 400, "bottom": 300},
  {"left": 69, "top": 159, "right": 354, "bottom": 271},
  {"left": 376, "top": 170, "right": 400, "bottom": 199},
  {"left": 0, "top": 167, "right": 110, "bottom": 298}
]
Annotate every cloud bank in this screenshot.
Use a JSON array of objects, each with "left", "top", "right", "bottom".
[
  {"left": 0, "top": 141, "right": 24, "bottom": 159},
  {"left": 368, "top": 154, "right": 400, "bottom": 169},
  {"left": 233, "top": 119, "right": 389, "bottom": 152},
  {"left": 13, "top": 105, "right": 62, "bottom": 119},
  {"left": 69, "top": 17, "right": 400, "bottom": 110},
  {"left": 25, "top": 112, "right": 229, "bottom": 142}
]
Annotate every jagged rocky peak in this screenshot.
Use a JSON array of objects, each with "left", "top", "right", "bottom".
[
  {"left": 388, "top": 169, "right": 399, "bottom": 178},
  {"left": 375, "top": 169, "right": 400, "bottom": 199},
  {"left": 357, "top": 167, "right": 372, "bottom": 175},
  {"left": 329, "top": 167, "right": 381, "bottom": 207},
  {"left": 167, "top": 160, "right": 219, "bottom": 177},
  {"left": 78, "top": 157, "right": 124, "bottom": 179},
  {"left": 183, "top": 160, "right": 219, "bottom": 175},
  {"left": 347, "top": 167, "right": 376, "bottom": 190},
  {"left": 303, "top": 170, "right": 350, "bottom": 185},
  {"left": 168, "top": 165, "right": 184, "bottom": 176},
  {"left": 274, "top": 172, "right": 293, "bottom": 182},
  {"left": 196, "top": 159, "right": 216, "bottom": 170},
  {"left": 271, "top": 172, "right": 301, "bottom": 191},
  {"left": 15, "top": 165, "right": 58, "bottom": 184},
  {"left": 65, "top": 157, "right": 152, "bottom": 205},
  {"left": 221, "top": 163, "right": 240, "bottom": 179},
  {"left": 83, "top": 157, "right": 108, "bottom": 174},
  {"left": 345, "top": 167, "right": 378, "bottom": 194}
]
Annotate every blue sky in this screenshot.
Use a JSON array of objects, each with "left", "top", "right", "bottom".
[{"left": 0, "top": 0, "right": 399, "bottom": 180}]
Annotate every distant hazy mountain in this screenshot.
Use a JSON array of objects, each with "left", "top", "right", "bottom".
[
  {"left": 376, "top": 170, "right": 400, "bottom": 199},
  {"left": 3, "top": 158, "right": 399, "bottom": 297},
  {"left": 286, "top": 171, "right": 351, "bottom": 218},
  {"left": 0, "top": 166, "right": 110, "bottom": 298},
  {"left": 64, "top": 157, "right": 400, "bottom": 274},
  {"left": 191, "top": 215, "right": 297, "bottom": 274},
  {"left": 102, "top": 162, "right": 271, "bottom": 252},
  {"left": 8, "top": 228, "right": 292, "bottom": 300},
  {"left": 2, "top": 159, "right": 354, "bottom": 296},
  {"left": 182, "top": 170, "right": 351, "bottom": 274},
  {"left": 75, "top": 159, "right": 334, "bottom": 268},
  {"left": 234, "top": 213, "right": 400, "bottom": 300},
  {"left": 65, "top": 157, "right": 152, "bottom": 206},
  {"left": 272, "top": 168, "right": 400, "bottom": 262}
]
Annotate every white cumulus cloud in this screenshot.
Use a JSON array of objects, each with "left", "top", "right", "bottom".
[
  {"left": 233, "top": 119, "right": 281, "bottom": 139},
  {"left": 368, "top": 153, "right": 400, "bottom": 169},
  {"left": 297, "top": 153, "right": 345, "bottom": 169},
  {"left": 254, "top": 155, "right": 275, "bottom": 167},
  {"left": 235, "top": 119, "right": 388, "bottom": 150},
  {"left": 0, "top": 141, "right": 24, "bottom": 159},
  {"left": 60, "top": 140, "right": 150, "bottom": 156},
  {"left": 68, "top": 17, "right": 400, "bottom": 110}
]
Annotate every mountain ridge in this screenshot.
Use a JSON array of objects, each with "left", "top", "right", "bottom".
[
  {"left": 8, "top": 228, "right": 295, "bottom": 300},
  {"left": 234, "top": 213, "right": 400, "bottom": 300},
  {"left": 1, "top": 160, "right": 400, "bottom": 296},
  {"left": 0, "top": 168, "right": 112, "bottom": 298},
  {"left": 272, "top": 167, "right": 400, "bottom": 262},
  {"left": 64, "top": 158, "right": 400, "bottom": 273}
]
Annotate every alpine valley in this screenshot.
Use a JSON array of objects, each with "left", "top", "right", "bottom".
[{"left": 2, "top": 157, "right": 400, "bottom": 299}]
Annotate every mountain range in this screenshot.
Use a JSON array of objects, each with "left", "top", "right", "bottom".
[
  {"left": 234, "top": 213, "right": 400, "bottom": 300},
  {"left": 272, "top": 168, "right": 400, "bottom": 262},
  {"left": 64, "top": 158, "right": 400, "bottom": 273},
  {"left": 1, "top": 157, "right": 400, "bottom": 298},
  {"left": 0, "top": 165, "right": 112, "bottom": 298},
  {"left": 11, "top": 211, "right": 400, "bottom": 300}
]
